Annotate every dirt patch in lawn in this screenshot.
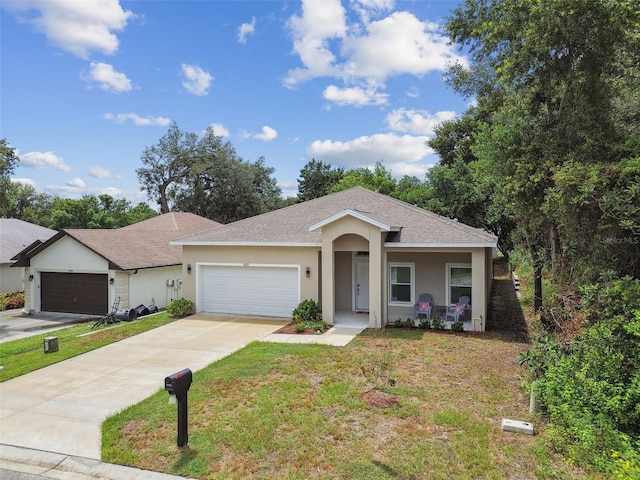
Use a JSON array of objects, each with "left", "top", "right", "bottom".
[{"left": 359, "top": 389, "right": 399, "bottom": 408}]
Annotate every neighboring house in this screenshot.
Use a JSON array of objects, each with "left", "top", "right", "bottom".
[
  {"left": 173, "top": 187, "right": 497, "bottom": 331},
  {"left": 12, "top": 213, "right": 221, "bottom": 315},
  {"left": 0, "top": 219, "right": 56, "bottom": 293}
]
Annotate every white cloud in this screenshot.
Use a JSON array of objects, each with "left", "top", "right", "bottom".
[
  {"left": 20, "top": 151, "right": 72, "bottom": 173},
  {"left": 11, "top": 177, "right": 37, "bottom": 187},
  {"left": 181, "top": 64, "right": 213, "bottom": 96},
  {"left": 247, "top": 126, "right": 278, "bottom": 141},
  {"left": 104, "top": 112, "right": 170, "bottom": 126},
  {"left": 67, "top": 177, "right": 86, "bottom": 188},
  {"left": 405, "top": 86, "right": 420, "bottom": 98},
  {"left": 284, "top": 0, "right": 347, "bottom": 87},
  {"left": 89, "top": 166, "right": 119, "bottom": 178},
  {"left": 4, "top": 0, "right": 134, "bottom": 59},
  {"left": 385, "top": 108, "right": 457, "bottom": 135},
  {"left": 209, "top": 123, "right": 230, "bottom": 137},
  {"left": 307, "top": 132, "right": 434, "bottom": 177},
  {"left": 284, "top": 1, "right": 467, "bottom": 100},
  {"left": 323, "top": 84, "right": 388, "bottom": 106},
  {"left": 238, "top": 16, "right": 256, "bottom": 44},
  {"left": 82, "top": 62, "right": 132, "bottom": 93}
]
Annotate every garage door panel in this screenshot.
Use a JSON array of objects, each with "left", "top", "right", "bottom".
[
  {"left": 41, "top": 272, "right": 108, "bottom": 315},
  {"left": 200, "top": 265, "right": 299, "bottom": 318}
]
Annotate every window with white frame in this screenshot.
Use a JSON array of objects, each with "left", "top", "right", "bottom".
[
  {"left": 388, "top": 263, "right": 414, "bottom": 305},
  {"left": 447, "top": 264, "right": 472, "bottom": 305}
]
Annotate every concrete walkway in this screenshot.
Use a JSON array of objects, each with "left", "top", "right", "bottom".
[{"left": 0, "top": 313, "right": 364, "bottom": 478}]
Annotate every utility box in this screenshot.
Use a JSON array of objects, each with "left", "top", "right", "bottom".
[{"left": 43, "top": 336, "right": 59, "bottom": 353}]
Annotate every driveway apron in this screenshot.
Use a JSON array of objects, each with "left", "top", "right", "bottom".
[{"left": 0, "top": 314, "right": 287, "bottom": 460}]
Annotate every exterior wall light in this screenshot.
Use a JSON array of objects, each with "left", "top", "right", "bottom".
[
  {"left": 109, "top": 278, "right": 115, "bottom": 285},
  {"left": 28, "top": 274, "right": 34, "bottom": 282},
  {"left": 187, "top": 264, "right": 192, "bottom": 274},
  {"left": 305, "top": 266, "right": 311, "bottom": 278}
]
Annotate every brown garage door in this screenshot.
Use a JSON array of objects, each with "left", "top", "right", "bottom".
[{"left": 41, "top": 272, "right": 108, "bottom": 315}]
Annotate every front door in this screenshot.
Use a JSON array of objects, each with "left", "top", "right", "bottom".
[{"left": 355, "top": 259, "right": 369, "bottom": 311}]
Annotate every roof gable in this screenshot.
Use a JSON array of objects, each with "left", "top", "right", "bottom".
[
  {"left": 174, "top": 187, "right": 497, "bottom": 247},
  {"left": 13, "top": 212, "right": 222, "bottom": 270}
]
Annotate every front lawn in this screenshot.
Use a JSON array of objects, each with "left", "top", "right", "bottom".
[
  {"left": 0, "top": 312, "right": 177, "bottom": 382},
  {"left": 102, "top": 329, "right": 593, "bottom": 479}
]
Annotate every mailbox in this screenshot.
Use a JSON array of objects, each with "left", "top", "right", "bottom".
[
  {"left": 164, "top": 368, "right": 193, "bottom": 448},
  {"left": 164, "top": 368, "right": 192, "bottom": 396}
]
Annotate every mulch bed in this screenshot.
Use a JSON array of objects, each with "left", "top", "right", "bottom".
[{"left": 274, "top": 322, "right": 332, "bottom": 335}]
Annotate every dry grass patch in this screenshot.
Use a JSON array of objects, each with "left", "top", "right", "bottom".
[{"left": 102, "top": 328, "right": 594, "bottom": 479}]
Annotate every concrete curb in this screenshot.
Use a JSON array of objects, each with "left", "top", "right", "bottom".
[{"left": 0, "top": 444, "right": 193, "bottom": 480}]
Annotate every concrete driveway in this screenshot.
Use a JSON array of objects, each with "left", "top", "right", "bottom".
[{"left": 0, "top": 314, "right": 288, "bottom": 460}]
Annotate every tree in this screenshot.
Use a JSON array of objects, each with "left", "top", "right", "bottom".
[
  {"left": 169, "top": 126, "right": 283, "bottom": 223},
  {"left": 0, "top": 182, "right": 53, "bottom": 225},
  {"left": 136, "top": 122, "right": 198, "bottom": 214},
  {"left": 48, "top": 195, "right": 155, "bottom": 230},
  {"left": 297, "top": 159, "right": 344, "bottom": 201},
  {"left": 0, "top": 138, "right": 19, "bottom": 216},
  {"left": 331, "top": 161, "right": 396, "bottom": 195}
]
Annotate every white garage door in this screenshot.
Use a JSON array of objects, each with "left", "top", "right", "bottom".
[{"left": 199, "top": 264, "right": 299, "bottom": 317}]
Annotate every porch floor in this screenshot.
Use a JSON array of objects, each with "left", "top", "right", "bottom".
[{"left": 334, "top": 311, "right": 369, "bottom": 329}]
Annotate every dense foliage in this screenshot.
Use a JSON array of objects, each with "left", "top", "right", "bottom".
[
  {"left": 136, "top": 122, "right": 284, "bottom": 223},
  {"left": 166, "top": 298, "right": 195, "bottom": 318},
  {"left": 439, "top": 0, "right": 640, "bottom": 474}
]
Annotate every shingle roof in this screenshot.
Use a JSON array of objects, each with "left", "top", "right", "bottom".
[
  {"left": 13, "top": 212, "right": 222, "bottom": 270},
  {"left": 0, "top": 219, "right": 56, "bottom": 263},
  {"left": 174, "top": 187, "right": 497, "bottom": 246}
]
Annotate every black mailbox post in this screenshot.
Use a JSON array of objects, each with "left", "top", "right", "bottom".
[{"left": 164, "top": 368, "right": 193, "bottom": 447}]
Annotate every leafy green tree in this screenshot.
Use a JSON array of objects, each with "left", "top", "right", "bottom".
[
  {"left": 297, "top": 159, "right": 344, "bottom": 201},
  {"left": 331, "top": 161, "right": 396, "bottom": 195},
  {"left": 1, "top": 182, "right": 53, "bottom": 225},
  {"left": 0, "top": 139, "right": 20, "bottom": 217},
  {"left": 170, "top": 127, "right": 282, "bottom": 223},
  {"left": 48, "top": 195, "right": 154, "bottom": 230},
  {"left": 136, "top": 121, "right": 198, "bottom": 214}
]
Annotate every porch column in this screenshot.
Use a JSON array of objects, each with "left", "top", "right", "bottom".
[
  {"left": 321, "top": 235, "right": 335, "bottom": 325},
  {"left": 368, "top": 230, "right": 384, "bottom": 328},
  {"left": 471, "top": 248, "right": 487, "bottom": 331}
]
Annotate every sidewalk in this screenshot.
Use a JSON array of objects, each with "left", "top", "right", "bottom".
[{"left": 0, "top": 444, "right": 193, "bottom": 480}]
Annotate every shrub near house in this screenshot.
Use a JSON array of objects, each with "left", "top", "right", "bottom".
[{"left": 0, "top": 291, "right": 25, "bottom": 310}]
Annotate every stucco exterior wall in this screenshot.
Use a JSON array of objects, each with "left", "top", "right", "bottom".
[
  {"left": 128, "top": 265, "right": 182, "bottom": 309},
  {"left": 31, "top": 236, "right": 108, "bottom": 271},
  {"left": 1, "top": 264, "right": 23, "bottom": 293},
  {"left": 181, "top": 245, "right": 320, "bottom": 306},
  {"left": 386, "top": 251, "right": 472, "bottom": 320}
]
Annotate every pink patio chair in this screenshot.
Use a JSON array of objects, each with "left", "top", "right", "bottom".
[
  {"left": 413, "top": 293, "right": 433, "bottom": 321},
  {"left": 445, "top": 296, "right": 470, "bottom": 322}
]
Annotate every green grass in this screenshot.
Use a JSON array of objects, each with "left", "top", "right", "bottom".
[
  {"left": 0, "top": 312, "right": 177, "bottom": 382},
  {"left": 102, "top": 329, "right": 597, "bottom": 479}
]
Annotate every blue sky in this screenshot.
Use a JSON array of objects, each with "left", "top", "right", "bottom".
[{"left": 1, "top": 0, "right": 470, "bottom": 204}]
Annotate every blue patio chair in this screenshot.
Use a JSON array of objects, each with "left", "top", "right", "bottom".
[
  {"left": 413, "top": 293, "right": 433, "bottom": 321},
  {"left": 446, "top": 296, "right": 470, "bottom": 322}
]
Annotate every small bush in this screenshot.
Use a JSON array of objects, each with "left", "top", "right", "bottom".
[
  {"left": 292, "top": 299, "right": 322, "bottom": 323},
  {"left": 451, "top": 321, "right": 464, "bottom": 332},
  {"left": 418, "top": 317, "right": 431, "bottom": 329},
  {"left": 432, "top": 317, "right": 445, "bottom": 330},
  {"left": 166, "top": 298, "right": 195, "bottom": 318},
  {"left": 0, "top": 291, "right": 25, "bottom": 311}
]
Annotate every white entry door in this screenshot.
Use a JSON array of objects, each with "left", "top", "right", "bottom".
[{"left": 355, "top": 259, "right": 369, "bottom": 311}]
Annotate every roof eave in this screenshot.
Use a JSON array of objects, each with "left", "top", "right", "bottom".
[
  {"left": 385, "top": 242, "right": 497, "bottom": 248},
  {"left": 172, "top": 241, "right": 322, "bottom": 247},
  {"left": 309, "top": 209, "right": 397, "bottom": 232}
]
